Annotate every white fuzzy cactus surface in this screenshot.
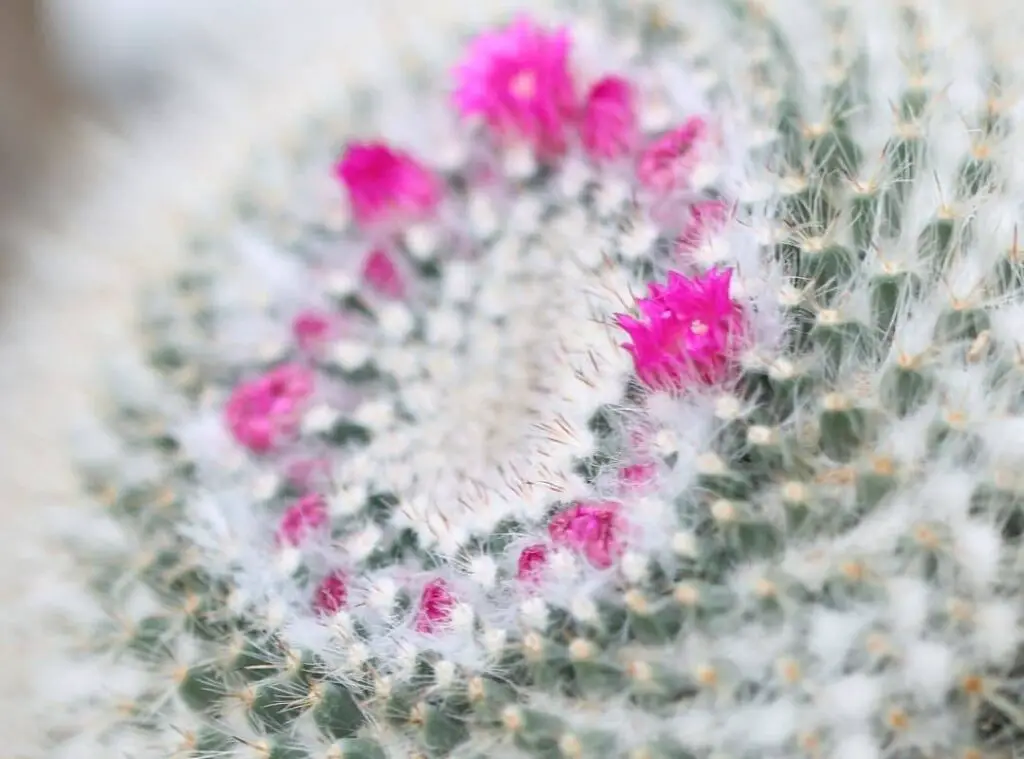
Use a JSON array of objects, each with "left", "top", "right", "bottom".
[{"left": 34, "top": 0, "right": 1024, "bottom": 757}]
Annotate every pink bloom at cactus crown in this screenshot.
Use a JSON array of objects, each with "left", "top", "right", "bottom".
[
  {"left": 335, "top": 141, "right": 442, "bottom": 229},
  {"left": 580, "top": 75, "right": 639, "bottom": 162},
  {"left": 292, "top": 310, "right": 333, "bottom": 352},
  {"left": 362, "top": 248, "right": 406, "bottom": 299},
  {"left": 452, "top": 15, "right": 579, "bottom": 159},
  {"left": 224, "top": 363, "right": 315, "bottom": 453},
  {"left": 416, "top": 579, "right": 455, "bottom": 634},
  {"left": 637, "top": 116, "right": 708, "bottom": 194},
  {"left": 548, "top": 501, "right": 625, "bottom": 569},
  {"left": 616, "top": 267, "right": 746, "bottom": 390},
  {"left": 516, "top": 543, "right": 549, "bottom": 583},
  {"left": 314, "top": 571, "right": 348, "bottom": 616},
  {"left": 677, "top": 199, "right": 730, "bottom": 252},
  {"left": 277, "top": 493, "right": 329, "bottom": 547}
]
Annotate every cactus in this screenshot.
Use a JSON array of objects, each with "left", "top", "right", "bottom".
[{"left": 35, "top": 0, "right": 1024, "bottom": 757}]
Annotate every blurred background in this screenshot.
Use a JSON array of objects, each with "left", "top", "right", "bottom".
[{"left": 0, "top": 0, "right": 285, "bottom": 232}]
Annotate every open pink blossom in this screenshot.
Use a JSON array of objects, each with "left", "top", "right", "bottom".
[
  {"left": 314, "top": 570, "right": 348, "bottom": 616},
  {"left": 415, "top": 579, "right": 455, "bottom": 633},
  {"left": 335, "top": 141, "right": 442, "bottom": 229},
  {"left": 636, "top": 116, "right": 708, "bottom": 194},
  {"left": 548, "top": 501, "right": 625, "bottom": 569},
  {"left": 452, "top": 15, "right": 579, "bottom": 159},
  {"left": 516, "top": 543, "right": 549, "bottom": 583},
  {"left": 361, "top": 248, "right": 405, "bottom": 298},
  {"left": 616, "top": 267, "right": 746, "bottom": 391},
  {"left": 580, "top": 75, "right": 638, "bottom": 162},
  {"left": 277, "top": 494, "right": 328, "bottom": 547},
  {"left": 677, "top": 199, "right": 731, "bottom": 252},
  {"left": 224, "top": 363, "right": 314, "bottom": 453}
]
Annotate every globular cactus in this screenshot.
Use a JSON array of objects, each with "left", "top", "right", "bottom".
[{"left": 35, "top": 0, "right": 1024, "bottom": 757}]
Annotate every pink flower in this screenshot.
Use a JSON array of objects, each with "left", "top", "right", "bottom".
[
  {"left": 580, "top": 76, "right": 638, "bottom": 162},
  {"left": 516, "top": 544, "right": 549, "bottom": 583},
  {"left": 677, "top": 199, "right": 730, "bottom": 252},
  {"left": 292, "top": 310, "right": 333, "bottom": 352},
  {"left": 636, "top": 116, "right": 708, "bottom": 194},
  {"left": 452, "top": 15, "right": 579, "bottom": 159},
  {"left": 277, "top": 494, "right": 329, "bottom": 547},
  {"left": 616, "top": 267, "right": 746, "bottom": 391},
  {"left": 415, "top": 579, "right": 455, "bottom": 634},
  {"left": 224, "top": 363, "right": 315, "bottom": 453},
  {"left": 548, "top": 501, "right": 625, "bottom": 569},
  {"left": 361, "top": 248, "right": 405, "bottom": 299},
  {"left": 335, "top": 141, "right": 442, "bottom": 229},
  {"left": 314, "top": 570, "right": 348, "bottom": 616}
]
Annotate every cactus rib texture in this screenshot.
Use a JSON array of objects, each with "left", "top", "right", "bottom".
[{"left": 36, "top": 0, "right": 1024, "bottom": 757}]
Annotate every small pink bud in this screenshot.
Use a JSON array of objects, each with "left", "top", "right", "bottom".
[
  {"left": 636, "top": 116, "right": 707, "bottom": 194},
  {"left": 516, "top": 544, "right": 549, "bottom": 583},
  {"left": 335, "top": 141, "right": 442, "bottom": 230},
  {"left": 362, "top": 248, "right": 405, "bottom": 299},
  {"left": 292, "top": 310, "right": 333, "bottom": 352},
  {"left": 415, "top": 579, "right": 455, "bottom": 633},
  {"left": 548, "top": 501, "right": 625, "bottom": 569},
  {"left": 677, "top": 199, "right": 730, "bottom": 252},
  {"left": 314, "top": 570, "right": 348, "bottom": 616},
  {"left": 580, "top": 75, "right": 638, "bottom": 162},
  {"left": 277, "top": 494, "right": 328, "bottom": 547},
  {"left": 224, "top": 363, "right": 315, "bottom": 453}
]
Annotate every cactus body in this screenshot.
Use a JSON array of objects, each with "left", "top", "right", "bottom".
[{"left": 37, "top": 1, "right": 1024, "bottom": 758}]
